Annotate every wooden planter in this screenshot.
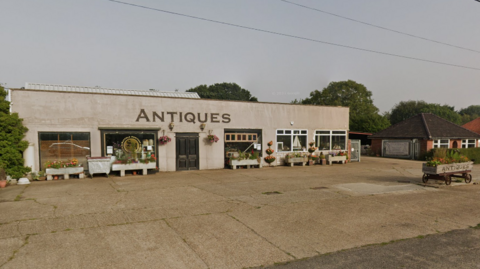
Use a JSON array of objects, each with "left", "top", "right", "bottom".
[
  {"left": 111, "top": 162, "right": 156, "bottom": 177},
  {"left": 285, "top": 156, "right": 308, "bottom": 167},
  {"left": 422, "top": 162, "right": 473, "bottom": 185},
  {"left": 229, "top": 159, "right": 262, "bottom": 170},
  {"left": 327, "top": 155, "right": 346, "bottom": 165},
  {"left": 46, "top": 167, "right": 85, "bottom": 180},
  {"left": 422, "top": 162, "right": 473, "bottom": 175}
]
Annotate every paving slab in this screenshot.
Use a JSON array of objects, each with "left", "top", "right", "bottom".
[
  {"left": 21, "top": 179, "right": 116, "bottom": 199},
  {"left": 0, "top": 185, "right": 27, "bottom": 202},
  {"left": 0, "top": 237, "right": 24, "bottom": 267},
  {"left": 334, "top": 182, "right": 430, "bottom": 196},
  {"left": 3, "top": 221, "right": 207, "bottom": 269},
  {"left": 168, "top": 213, "right": 293, "bottom": 268},
  {"left": 113, "top": 186, "right": 228, "bottom": 211},
  {"left": 231, "top": 188, "right": 347, "bottom": 207},
  {"left": 0, "top": 223, "right": 22, "bottom": 239},
  {"left": 34, "top": 193, "right": 127, "bottom": 217},
  {"left": 0, "top": 200, "right": 55, "bottom": 223}
]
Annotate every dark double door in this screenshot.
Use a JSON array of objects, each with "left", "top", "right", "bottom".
[{"left": 176, "top": 133, "right": 199, "bottom": 171}]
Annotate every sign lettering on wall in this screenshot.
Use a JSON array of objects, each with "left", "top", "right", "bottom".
[{"left": 136, "top": 109, "right": 231, "bottom": 124}]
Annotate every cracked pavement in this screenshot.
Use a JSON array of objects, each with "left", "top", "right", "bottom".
[{"left": 0, "top": 157, "right": 479, "bottom": 268}]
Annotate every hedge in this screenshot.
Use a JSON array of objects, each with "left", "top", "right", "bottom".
[{"left": 424, "top": 148, "right": 480, "bottom": 164}]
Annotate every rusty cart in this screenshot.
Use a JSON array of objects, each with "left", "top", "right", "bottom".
[{"left": 422, "top": 162, "right": 473, "bottom": 185}]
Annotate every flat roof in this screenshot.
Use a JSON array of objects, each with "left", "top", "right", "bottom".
[
  {"left": 23, "top": 83, "right": 201, "bottom": 99},
  {"left": 12, "top": 83, "right": 348, "bottom": 109}
]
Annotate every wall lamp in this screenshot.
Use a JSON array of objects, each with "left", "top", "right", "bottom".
[
  {"left": 200, "top": 123, "right": 206, "bottom": 131},
  {"left": 169, "top": 122, "right": 174, "bottom": 131}
]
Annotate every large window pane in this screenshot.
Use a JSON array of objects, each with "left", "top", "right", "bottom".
[
  {"left": 104, "top": 133, "right": 156, "bottom": 160},
  {"left": 332, "top": 135, "right": 346, "bottom": 150},
  {"left": 39, "top": 132, "right": 90, "bottom": 171},
  {"left": 292, "top": 135, "right": 307, "bottom": 151},
  {"left": 315, "top": 136, "right": 330, "bottom": 150},
  {"left": 277, "top": 135, "right": 291, "bottom": 152}
]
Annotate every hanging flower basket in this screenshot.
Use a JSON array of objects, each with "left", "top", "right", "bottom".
[
  {"left": 264, "top": 156, "right": 276, "bottom": 164},
  {"left": 208, "top": 134, "right": 219, "bottom": 143},
  {"left": 158, "top": 135, "right": 171, "bottom": 145}
]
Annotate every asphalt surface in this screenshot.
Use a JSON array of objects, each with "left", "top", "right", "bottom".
[{"left": 261, "top": 227, "right": 480, "bottom": 269}]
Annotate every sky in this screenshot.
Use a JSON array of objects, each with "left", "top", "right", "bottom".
[{"left": 1, "top": 0, "right": 479, "bottom": 113}]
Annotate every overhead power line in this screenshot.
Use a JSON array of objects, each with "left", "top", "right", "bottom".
[
  {"left": 279, "top": 0, "right": 480, "bottom": 54},
  {"left": 107, "top": 0, "right": 480, "bottom": 71}
]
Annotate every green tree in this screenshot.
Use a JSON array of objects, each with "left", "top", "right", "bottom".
[
  {"left": 458, "top": 105, "right": 480, "bottom": 125},
  {"left": 389, "top": 100, "right": 461, "bottom": 125},
  {"left": 186, "top": 83, "right": 258, "bottom": 101},
  {"left": 0, "top": 86, "right": 31, "bottom": 179},
  {"left": 298, "top": 80, "right": 390, "bottom": 133}
]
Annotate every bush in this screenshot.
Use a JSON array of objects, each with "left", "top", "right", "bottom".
[{"left": 425, "top": 148, "right": 480, "bottom": 164}]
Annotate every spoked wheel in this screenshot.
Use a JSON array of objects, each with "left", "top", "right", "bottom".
[
  {"left": 444, "top": 175, "right": 452, "bottom": 186},
  {"left": 422, "top": 174, "right": 428, "bottom": 183},
  {"left": 465, "top": 174, "right": 472, "bottom": 184}
]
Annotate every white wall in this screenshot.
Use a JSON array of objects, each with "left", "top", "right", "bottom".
[{"left": 12, "top": 89, "right": 349, "bottom": 171}]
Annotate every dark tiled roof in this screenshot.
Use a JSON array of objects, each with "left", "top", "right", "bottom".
[
  {"left": 369, "top": 113, "right": 480, "bottom": 139},
  {"left": 462, "top": 117, "right": 480, "bottom": 135}
]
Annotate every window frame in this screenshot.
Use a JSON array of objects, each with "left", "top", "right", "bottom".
[
  {"left": 461, "top": 139, "right": 476, "bottom": 148},
  {"left": 276, "top": 129, "right": 308, "bottom": 152},
  {"left": 433, "top": 139, "right": 450, "bottom": 148},
  {"left": 314, "top": 130, "right": 347, "bottom": 151},
  {"left": 38, "top": 131, "right": 91, "bottom": 171}
]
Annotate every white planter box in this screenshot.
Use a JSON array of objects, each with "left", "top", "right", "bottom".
[
  {"left": 111, "top": 162, "right": 156, "bottom": 177},
  {"left": 327, "top": 155, "right": 346, "bottom": 165},
  {"left": 87, "top": 157, "right": 114, "bottom": 178},
  {"left": 46, "top": 167, "right": 85, "bottom": 180},
  {"left": 229, "top": 159, "right": 262, "bottom": 170}
]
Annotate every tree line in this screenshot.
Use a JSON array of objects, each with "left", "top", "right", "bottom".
[
  {"left": 292, "top": 80, "right": 479, "bottom": 133},
  {"left": 291, "top": 80, "right": 479, "bottom": 133},
  {"left": 187, "top": 81, "right": 479, "bottom": 134}
]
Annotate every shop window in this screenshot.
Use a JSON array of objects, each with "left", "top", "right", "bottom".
[
  {"left": 276, "top": 129, "right": 308, "bottom": 152},
  {"left": 462, "top": 139, "right": 476, "bottom": 148},
  {"left": 103, "top": 131, "right": 157, "bottom": 162},
  {"left": 314, "top": 130, "right": 347, "bottom": 151},
  {"left": 224, "top": 129, "right": 262, "bottom": 162},
  {"left": 433, "top": 139, "right": 449, "bottom": 148},
  {"left": 39, "top": 132, "right": 90, "bottom": 171}
]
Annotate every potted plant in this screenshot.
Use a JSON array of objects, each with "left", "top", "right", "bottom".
[
  {"left": 229, "top": 150, "right": 262, "bottom": 169},
  {"left": 264, "top": 141, "right": 276, "bottom": 166},
  {"left": 207, "top": 134, "right": 219, "bottom": 143},
  {"left": 319, "top": 153, "right": 326, "bottom": 165},
  {"left": 422, "top": 149, "right": 473, "bottom": 185},
  {"left": 326, "top": 151, "right": 346, "bottom": 165},
  {"left": 285, "top": 152, "right": 308, "bottom": 166},
  {"left": 45, "top": 158, "right": 85, "bottom": 180},
  {"left": 158, "top": 135, "right": 171, "bottom": 145},
  {"left": 307, "top": 142, "right": 317, "bottom": 165}
]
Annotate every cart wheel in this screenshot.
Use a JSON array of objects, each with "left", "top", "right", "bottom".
[
  {"left": 445, "top": 175, "right": 452, "bottom": 185},
  {"left": 465, "top": 174, "right": 472, "bottom": 184},
  {"left": 422, "top": 174, "right": 428, "bottom": 183}
]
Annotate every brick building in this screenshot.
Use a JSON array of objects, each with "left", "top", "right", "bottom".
[{"left": 369, "top": 113, "right": 480, "bottom": 159}]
